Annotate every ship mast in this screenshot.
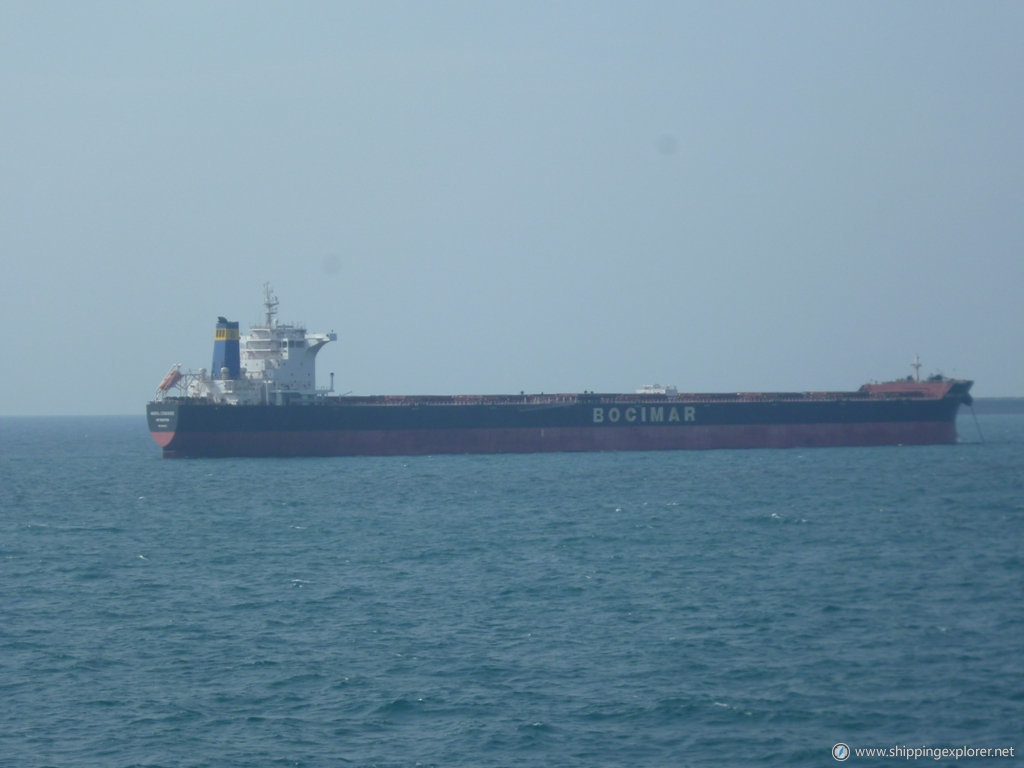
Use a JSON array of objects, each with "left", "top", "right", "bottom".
[
  {"left": 912, "top": 353, "right": 922, "bottom": 382},
  {"left": 263, "top": 282, "right": 279, "bottom": 328}
]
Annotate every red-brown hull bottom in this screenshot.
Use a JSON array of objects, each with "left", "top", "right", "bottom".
[{"left": 155, "top": 421, "right": 959, "bottom": 458}]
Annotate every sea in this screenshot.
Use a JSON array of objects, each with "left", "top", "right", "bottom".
[{"left": 1, "top": 413, "right": 1021, "bottom": 768}]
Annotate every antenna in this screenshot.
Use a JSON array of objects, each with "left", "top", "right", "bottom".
[
  {"left": 263, "top": 282, "right": 279, "bottom": 327},
  {"left": 911, "top": 353, "right": 922, "bottom": 382}
]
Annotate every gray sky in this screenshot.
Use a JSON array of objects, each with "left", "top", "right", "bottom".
[{"left": 2, "top": 2, "right": 1022, "bottom": 415}]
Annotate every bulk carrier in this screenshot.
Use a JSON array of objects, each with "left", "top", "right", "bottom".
[{"left": 147, "top": 287, "right": 974, "bottom": 458}]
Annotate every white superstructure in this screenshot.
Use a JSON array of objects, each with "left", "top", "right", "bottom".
[
  {"left": 635, "top": 384, "right": 678, "bottom": 396},
  {"left": 156, "top": 285, "right": 337, "bottom": 405},
  {"left": 238, "top": 286, "right": 336, "bottom": 398}
]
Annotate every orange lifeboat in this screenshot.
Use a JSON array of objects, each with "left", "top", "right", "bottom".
[{"left": 157, "top": 366, "right": 183, "bottom": 393}]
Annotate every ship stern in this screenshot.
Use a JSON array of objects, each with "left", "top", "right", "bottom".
[{"left": 147, "top": 401, "right": 180, "bottom": 455}]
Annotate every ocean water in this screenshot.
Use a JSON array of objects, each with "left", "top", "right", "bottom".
[{"left": 1, "top": 414, "right": 1021, "bottom": 767}]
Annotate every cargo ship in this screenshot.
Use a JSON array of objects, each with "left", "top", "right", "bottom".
[{"left": 147, "top": 287, "right": 974, "bottom": 458}]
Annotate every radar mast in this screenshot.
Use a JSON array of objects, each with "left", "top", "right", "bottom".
[{"left": 262, "top": 282, "right": 279, "bottom": 327}]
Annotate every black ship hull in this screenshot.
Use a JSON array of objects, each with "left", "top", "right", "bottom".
[{"left": 148, "top": 383, "right": 972, "bottom": 458}]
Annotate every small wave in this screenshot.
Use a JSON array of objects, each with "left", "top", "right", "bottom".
[
  {"left": 517, "top": 721, "right": 554, "bottom": 732},
  {"left": 374, "top": 697, "right": 421, "bottom": 716}
]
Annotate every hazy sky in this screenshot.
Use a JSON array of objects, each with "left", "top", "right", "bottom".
[{"left": 2, "top": 2, "right": 1022, "bottom": 415}]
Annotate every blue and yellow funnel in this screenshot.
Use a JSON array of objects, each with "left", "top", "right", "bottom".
[{"left": 212, "top": 316, "right": 241, "bottom": 379}]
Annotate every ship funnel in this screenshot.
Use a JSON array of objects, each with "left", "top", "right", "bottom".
[{"left": 212, "top": 317, "right": 241, "bottom": 379}]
